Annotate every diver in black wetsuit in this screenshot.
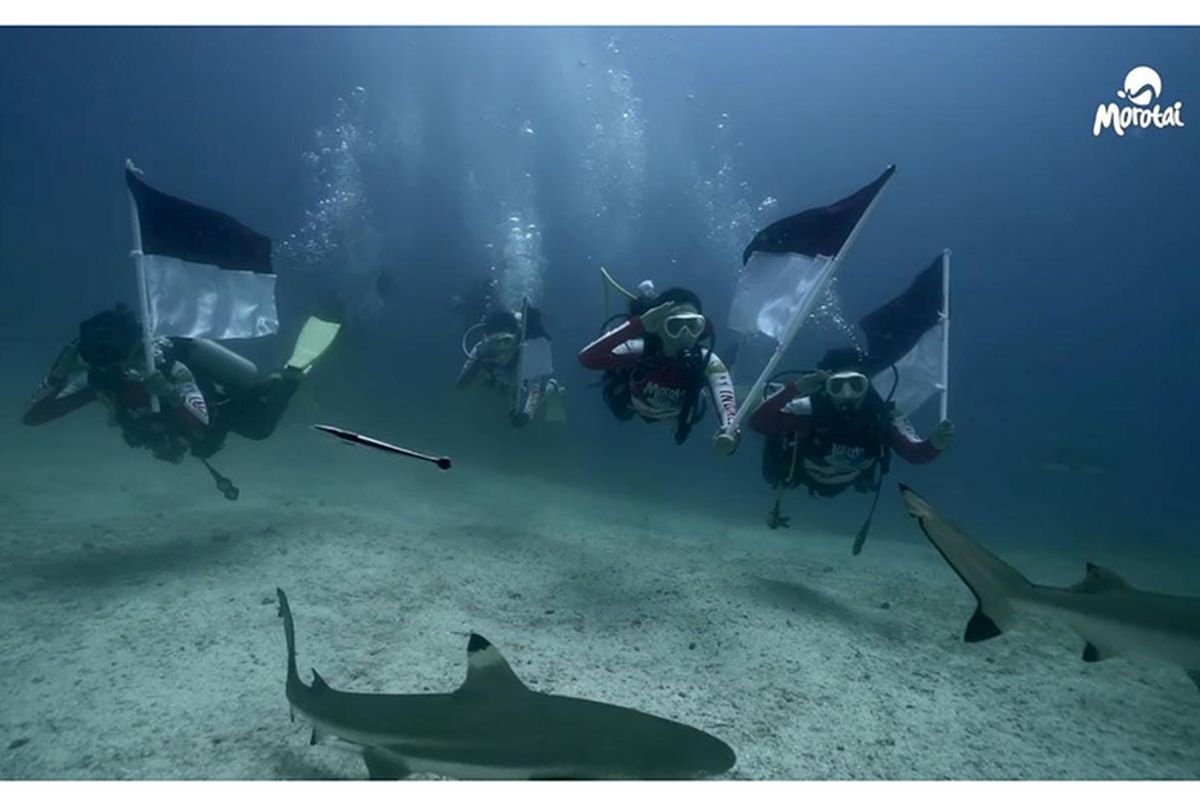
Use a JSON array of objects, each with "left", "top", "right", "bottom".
[{"left": 23, "top": 304, "right": 342, "bottom": 464}]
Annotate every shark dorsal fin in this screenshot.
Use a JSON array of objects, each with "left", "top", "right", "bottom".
[
  {"left": 457, "top": 634, "right": 527, "bottom": 695},
  {"left": 311, "top": 668, "right": 332, "bottom": 692},
  {"left": 1082, "top": 641, "right": 1117, "bottom": 662},
  {"left": 1072, "top": 563, "right": 1130, "bottom": 593}
]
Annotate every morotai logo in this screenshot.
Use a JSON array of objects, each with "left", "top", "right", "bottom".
[{"left": 1093, "top": 66, "right": 1185, "bottom": 137}]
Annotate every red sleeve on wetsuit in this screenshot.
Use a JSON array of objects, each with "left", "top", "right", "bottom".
[
  {"left": 749, "top": 383, "right": 812, "bottom": 437},
  {"left": 888, "top": 415, "right": 940, "bottom": 464},
  {"left": 23, "top": 379, "right": 97, "bottom": 426},
  {"left": 165, "top": 362, "right": 209, "bottom": 429},
  {"left": 22, "top": 345, "right": 97, "bottom": 426},
  {"left": 577, "top": 317, "right": 645, "bottom": 371},
  {"left": 705, "top": 354, "right": 737, "bottom": 430},
  {"left": 521, "top": 377, "right": 545, "bottom": 419}
]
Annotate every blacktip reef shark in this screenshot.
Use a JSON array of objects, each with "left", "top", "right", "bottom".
[
  {"left": 899, "top": 485, "right": 1200, "bottom": 692},
  {"left": 275, "top": 589, "right": 736, "bottom": 780}
]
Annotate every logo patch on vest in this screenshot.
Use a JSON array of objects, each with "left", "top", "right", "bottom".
[{"left": 829, "top": 443, "right": 871, "bottom": 471}]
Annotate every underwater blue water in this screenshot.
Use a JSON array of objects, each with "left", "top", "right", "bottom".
[{"left": 1, "top": 25, "right": 1197, "bottom": 554}]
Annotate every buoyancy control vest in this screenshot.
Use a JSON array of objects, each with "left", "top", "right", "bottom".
[{"left": 764, "top": 388, "right": 895, "bottom": 497}]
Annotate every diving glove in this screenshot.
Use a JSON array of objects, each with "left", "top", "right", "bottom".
[
  {"left": 638, "top": 301, "right": 678, "bottom": 335},
  {"left": 714, "top": 427, "right": 741, "bottom": 456},
  {"left": 792, "top": 370, "right": 831, "bottom": 398},
  {"left": 931, "top": 419, "right": 955, "bottom": 451}
]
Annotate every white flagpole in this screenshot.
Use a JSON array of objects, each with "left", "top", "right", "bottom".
[
  {"left": 938, "top": 248, "right": 951, "bottom": 422},
  {"left": 729, "top": 168, "right": 896, "bottom": 433},
  {"left": 512, "top": 296, "right": 529, "bottom": 415},
  {"left": 126, "top": 159, "right": 160, "bottom": 414}
]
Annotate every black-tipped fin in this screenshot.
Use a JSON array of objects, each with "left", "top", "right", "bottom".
[
  {"left": 311, "top": 668, "right": 331, "bottom": 692},
  {"left": 1082, "top": 641, "right": 1116, "bottom": 663},
  {"left": 1071, "top": 563, "right": 1130, "bottom": 594},
  {"left": 964, "top": 606, "right": 1003, "bottom": 642},
  {"left": 363, "top": 749, "right": 412, "bottom": 780},
  {"left": 900, "top": 485, "right": 1025, "bottom": 642},
  {"left": 457, "top": 633, "right": 527, "bottom": 695}
]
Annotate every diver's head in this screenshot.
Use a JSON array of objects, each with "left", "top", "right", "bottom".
[
  {"left": 484, "top": 310, "right": 520, "bottom": 336},
  {"left": 482, "top": 310, "right": 520, "bottom": 363},
  {"left": 824, "top": 370, "right": 870, "bottom": 409},
  {"left": 817, "top": 347, "right": 872, "bottom": 410},
  {"left": 634, "top": 287, "right": 707, "bottom": 355},
  {"left": 78, "top": 304, "right": 140, "bottom": 370}
]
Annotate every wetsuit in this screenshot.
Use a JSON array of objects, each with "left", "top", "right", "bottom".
[
  {"left": 24, "top": 338, "right": 300, "bottom": 461},
  {"left": 24, "top": 339, "right": 209, "bottom": 461},
  {"left": 457, "top": 333, "right": 546, "bottom": 421},
  {"left": 577, "top": 316, "right": 737, "bottom": 431},
  {"left": 750, "top": 381, "right": 939, "bottom": 496}
]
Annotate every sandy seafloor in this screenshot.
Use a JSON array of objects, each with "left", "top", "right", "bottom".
[{"left": 1, "top": 407, "right": 1199, "bottom": 781}]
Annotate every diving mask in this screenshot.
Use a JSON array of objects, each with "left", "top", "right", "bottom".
[
  {"left": 662, "top": 313, "right": 706, "bottom": 340},
  {"left": 825, "top": 371, "right": 869, "bottom": 402}
]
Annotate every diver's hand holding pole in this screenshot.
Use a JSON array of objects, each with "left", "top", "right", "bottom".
[
  {"left": 713, "top": 426, "right": 741, "bottom": 456},
  {"left": 138, "top": 370, "right": 176, "bottom": 403},
  {"left": 931, "top": 419, "right": 955, "bottom": 451}
]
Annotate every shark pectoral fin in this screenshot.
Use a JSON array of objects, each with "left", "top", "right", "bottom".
[
  {"left": 899, "top": 485, "right": 1026, "bottom": 644},
  {"left": 456, "top": 633, "right": 529, "bottom": 695},
  {"left": 964, "top": 606, "right": 1003, "bottom": 643},
  {"left": 363, "top": 749, "right": 412, "bottom": 780},
  {"left": 1072, "top": 563, "right": 1130, "bottom": 594},
  {"left": 1187, "top": 671, "right": 1200, "bottom": 692},
  {"left": 1082, "top": 641, "right": 1117, "bottom": 662},
  {"left": 310, "top": 726, "right": 330, "bottom": 746}
]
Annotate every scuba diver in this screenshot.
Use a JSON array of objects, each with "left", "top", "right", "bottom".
[
  {"left": 577, "top": 284, "right": 740, "bottom": 454},
  {"left": 23, "top": 303, "right": 342, "bottom": 492},
  {"left": 457, "top": 305, "right": 566, "bottom": 428},
  {"left": 750, "top": 348, "right": 954, "bottom": 549}
]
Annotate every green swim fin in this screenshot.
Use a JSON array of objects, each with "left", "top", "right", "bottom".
[
  {"left": 286, "top": 317, "right": 342, "bottom": 374},
  {"left": 543, "top": 383, "right": 567, "bottom": 423}
]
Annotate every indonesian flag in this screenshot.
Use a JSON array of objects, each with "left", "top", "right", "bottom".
[
  {"left": 517, "top": 305, "right": 554, "bottom": 385},
  {"left": 728, "top": 166, "right": 895, "bottom": 343},
  {"left": 127, "top": 166, "right": 277, "bottom": 340},
  {"left": 863, "top": 254, "right": 947, "bottom": 415}
]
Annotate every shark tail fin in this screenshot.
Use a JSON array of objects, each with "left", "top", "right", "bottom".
[
  {"left": 900, "top": 485, "right": 1032, "bottom": 643},
  {"left": 277, "top": 588, "right": 301, "bottom": 690}
]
